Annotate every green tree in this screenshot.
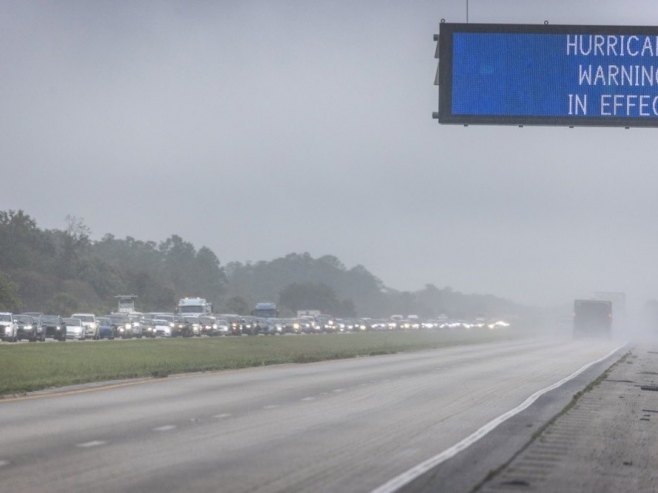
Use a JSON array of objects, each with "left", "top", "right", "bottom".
[
  {"left": 279, "top": 282, "right": 356, "bottom": 317},
  {"left": 223, "top": 296, "right": 249, "bottom": 315},
  {"left": 0, "top": 271, "right": 20, "bottom": 311}
]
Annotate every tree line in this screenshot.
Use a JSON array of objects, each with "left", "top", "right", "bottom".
[{"left": 0, "top": 210, "right": 524, "bottom": 319}]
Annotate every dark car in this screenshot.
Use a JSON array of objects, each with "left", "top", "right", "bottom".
[
  {"left": 97, "top": 316, "right": 116, "bottom": 340},
  {"left": 139, "top": 317, "right": 156, "bottom": 338},
  {"left": 15, "top": 314, "right": 44, "bottom": 341},
  {"left": 172, "top": 316, "right": 193, "bottom": 337},
  {"left": 41, "top": 315, "right": 66, "bottom": 341},
  {"left": 109, "top": 313, "right": 137, "bottom": 339},
  {"left": 198, "top": 315, "right": 217, "bottom": 336}
]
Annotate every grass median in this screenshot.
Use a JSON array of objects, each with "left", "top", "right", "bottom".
[{"left": 0, "top": 329, "right": 513, "bottom": 396}]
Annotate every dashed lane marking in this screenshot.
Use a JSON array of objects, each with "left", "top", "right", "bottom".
[
  {"left": 263, "top": 404, "right": 279, "bottom": 410},
  {"left": 214, "top": 413, "right": 232, "bottom": 419},
  {"left": 153, "top": 425, "right": 176, "bottom": 432},
  {"left": 301, "top": 397, "right": 315, "bottom": 401},
  {"left": 76, "top": 440, "right": 107, "bottom": 448}
]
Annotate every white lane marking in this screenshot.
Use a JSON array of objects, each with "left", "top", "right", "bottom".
[
  {"left": 76, "top": 440, "right": 106, "bottom": 448},
  {"left": 301, "top": 396, "right": 315, "bottom": 402},
  {"left": 214, "top": 413, "right": 232, "bottom": 419},
  {"left": 371, "top": 344, "right": 626, "bottom": 493},
  {"left": 333, "top": 388, "right": 344, "bottom": 393},
  {"left": 263, "top": 404, "right": 279, "bottom": 410},
  {"left": 153, "top": 425, "right": 176, "bottom": 432},
  {"left": 0, "top": 460, "right": 9, "bottom": 467}
]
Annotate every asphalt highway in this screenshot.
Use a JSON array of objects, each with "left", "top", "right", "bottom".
[{"left": 0, "top": 338, "right": 622, "bottom": 493}]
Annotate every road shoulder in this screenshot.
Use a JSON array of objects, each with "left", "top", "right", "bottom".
[
  {"left": 476, "top": 344, "right": 658, "bottom": 493},
  {"left": 401, "top": 344, "right": 628, "bottom": 493}
]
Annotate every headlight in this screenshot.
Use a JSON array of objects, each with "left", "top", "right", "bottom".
[
  {"left": 90, "top": 322, "right": 97, "bottom": 329},
  {"left": 169, "top": 322, "right": 175, "bottom": 327}
]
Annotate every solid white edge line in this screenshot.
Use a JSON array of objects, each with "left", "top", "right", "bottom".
[{"left": 370, "top": 343, "right": 627, "bottom": 493}]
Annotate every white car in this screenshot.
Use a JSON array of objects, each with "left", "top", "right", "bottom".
[
  {"left": 64, "top": 317, "right": 85, "bottom": 340},
  {"left": 151, "top": 319, "right": 172, "bottom": 337},
  {"left": 0, "top": 312, "right": 17, "bottom": 342},
  {"left": 71, "top": 313, "right": 99, "bottom": 339}
]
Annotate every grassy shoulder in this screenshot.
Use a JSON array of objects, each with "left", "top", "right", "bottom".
[{"left": 0, "top": 329, "right": 515, "bottom": 396}]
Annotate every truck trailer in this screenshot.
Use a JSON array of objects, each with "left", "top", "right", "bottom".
[{"left": 573, "top": 299, "right": 612, "bottom": 338}]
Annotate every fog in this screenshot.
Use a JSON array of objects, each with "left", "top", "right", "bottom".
[{"left": 2, "top": 1, "right": 658, "bottom": 308}]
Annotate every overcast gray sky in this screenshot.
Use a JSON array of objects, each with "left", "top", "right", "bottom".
[{"left": 2, "top": 1, "right": 658, "bottom": 307}]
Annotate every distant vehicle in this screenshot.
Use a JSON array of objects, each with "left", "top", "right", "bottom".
[
  {"left": 15, "top": 314, "right": 44, "bottom": 341},
  {"left": 115, "top": 295, "right": 138, "bottom": 314},
  {"left": 198, "top": 315, "right": 217, "bottom": 336},
  {"left": 177, "top": 297, "right": 212, "bottom": 316},
  {"left": 297, "top": 309, "right": 321, "bottom": 318},
  {"left": 21, "top": 311, "right": 44, "bottom": 319},
  {"left": 173, "top": 315, "right": 193, "bottom": 337},
  {"left": 0, "top": 313, "right": 17, "bottom": 342},
  {"left": 140, "top": 317, "right": 156, "bottom": 338},
  {"left": 182, "top": 315, "right": 202, "bottom": 336},
  {"left": 573, "top": 300, "right": 612, "bottom": 338},
  {"left": 71, "top": 313, "right": 99, "bottom": 339},
  {"left": 109, "top": 313, "right": 130, "bottom": 337},
  {"left": 146, "top": 313, "right": 177, "bottom": 337},
  {"left": 97, "top": 317, "right": 116, "bottom": 340},
  {"left": 41, "top": 315, "right": 66, "bottom": 341},
  {"left": 149, "top": 318, "right": 173, "bottom": 337},
  {"left": 214, "top": 318, "right": 231, "bottom": 335},
  {"left": 125, "top": 314, "right": 144, "bottom": 338},
  {"left": 64, "top": 317, "right": 85, "bottom": 340},
  {"left": 251, "top": 302, "right": 279, "bottom": 319},
  {"left": 218, "top": 314, "right": 243, "bottom": 336}
]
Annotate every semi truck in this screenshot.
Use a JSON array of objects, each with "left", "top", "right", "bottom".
[
  {"left": 177, "top": 297, "right": 212, "bottom": 316},
  {"left": 251, "top": 302, "right": 279, "bottom": 318},
  {"left": 573, "top": 299, "right": 612, "bottom": 338}
]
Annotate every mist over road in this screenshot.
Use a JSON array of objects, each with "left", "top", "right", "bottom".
[{"left": 0, "top": 338, "right": 621, "bottom": 492}]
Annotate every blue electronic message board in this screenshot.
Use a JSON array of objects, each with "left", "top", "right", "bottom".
[{"left": 438, "top": 23, "right": 658, "bottom": 127}]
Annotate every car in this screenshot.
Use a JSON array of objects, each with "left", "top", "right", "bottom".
[
  {"left": 197, "top": 315, "right": 217, "bottom": 336},
  {"left": 126, "top": 314, "right": 144, "bottom": 338},
  {"left": 97, "top": 316, "right": 116, "bottom": 339},
  {"left": 15, "top": 314, "right": 44, "bottom": 341},
  {"left": 172, "top": 316, "right": 193, "bottom": 337},
  {"left": 64, "top": 317, "right": 85, "bottom": 340},
  {"left": 41, "top": 315, "right": 67, "bottom": 341},
  {"left": 146, "top": 313, "right": 177, "bottom": 337},
  {"left": 148, "top": 318, "right": 173, "bottom": 337},
  {"left": 0, "top": 312, "right": 17, "bottom": 342},
  {"left": 109, "top": 313, "right": 130, "bottom": 338},
  {"left": 214, "top": 317, "right": 231, "bottom": 335},
  {"left": 71, "top": 313, "right": 99, "bottom": 340},
  {"left": 110, "top": 313, "right": 143, "bottom": 339},
  {"left": 138, "top": 317, "right": 156, "bottom": 338},
  {"left": 182, "top": 316, "right": 202, "bottom": 336}
]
